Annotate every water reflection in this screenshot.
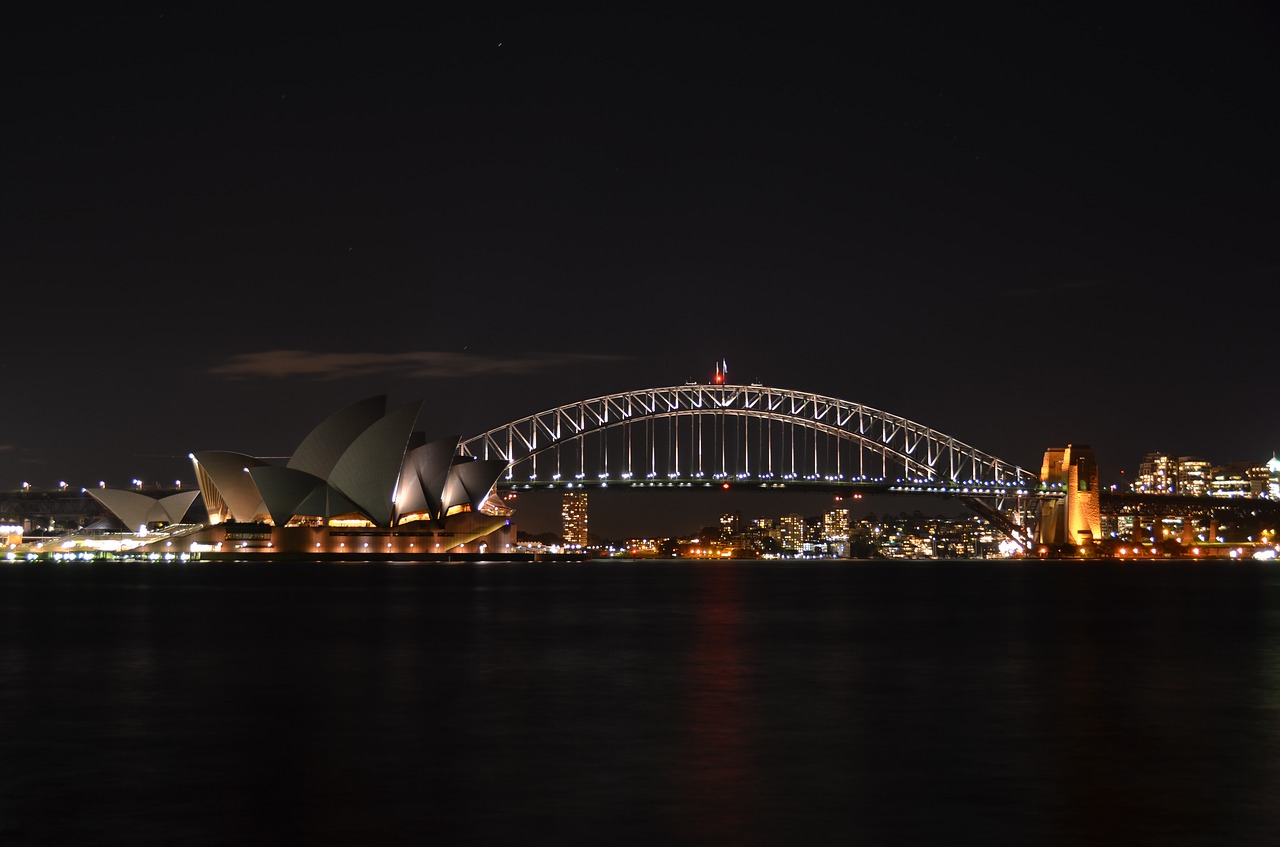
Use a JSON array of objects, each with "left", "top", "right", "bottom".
[
  {"left": 678, "top": 563, "right": 760, "bottom": 844},
  {"left": 2, "top": 560, "right": 1280, "bottom": 845}
]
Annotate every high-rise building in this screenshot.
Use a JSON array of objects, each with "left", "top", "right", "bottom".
[
  {"left": 562, "top": 491, "right": 589, "bottom": 548},
  {"left": 823, "top": 507, "right": 850, "bottom": 541},
  {"left": 720, "top": 510, "right": 741, "bottom": 539},
  {"left": 778, "top": 513, "right": 805, "bottom": 552},
  {"left": 822, "top": 507, "right": 851, "bottom": 558}
]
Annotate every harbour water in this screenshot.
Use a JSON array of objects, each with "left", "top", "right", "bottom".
[{"left": 3, "top": 558, "right": 1279, "bottom": 845}]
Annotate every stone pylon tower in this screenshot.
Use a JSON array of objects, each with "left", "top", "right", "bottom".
[{"left": 1036, "top": 444, "right": 1102, "bottom": 547}]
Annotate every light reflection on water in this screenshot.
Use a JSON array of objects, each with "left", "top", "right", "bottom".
[{"left": 1, "top": 559, "right": 1279, "bottom": 846}]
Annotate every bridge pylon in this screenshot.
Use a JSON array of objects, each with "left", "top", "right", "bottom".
[{"left": 1034, "top": 444, "right": 1101, "bottom": 549}]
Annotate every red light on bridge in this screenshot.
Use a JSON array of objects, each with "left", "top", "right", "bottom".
[{"left": 722, "top": 483, "right": 730, "bottom": 490}]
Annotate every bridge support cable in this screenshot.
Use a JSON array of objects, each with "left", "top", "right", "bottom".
[
  {"left": 649, "top": 418, "right": 655, "bottom": 478},
  {"left": 783, "top": 422, "right": 793, "bottom": 481},
  {"left": 670, "top": 416, "right": 678, "bottom": 478}
]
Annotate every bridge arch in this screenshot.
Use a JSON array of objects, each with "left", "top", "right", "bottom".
[{"left": 460, "top": 384, "right": 1038, "bottom": 493}]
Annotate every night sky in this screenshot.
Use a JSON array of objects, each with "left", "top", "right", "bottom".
[{"left": 4, "top": 8, "right": 1278, "bottom": 536}]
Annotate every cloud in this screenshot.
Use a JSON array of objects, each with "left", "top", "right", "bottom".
[{"left": 208, "top": 350, "right": 634, "bottom": 380}]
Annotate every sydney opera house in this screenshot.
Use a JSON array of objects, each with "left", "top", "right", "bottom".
[{"left": 88, "top": 396, "right": 517, "bottom": 559}]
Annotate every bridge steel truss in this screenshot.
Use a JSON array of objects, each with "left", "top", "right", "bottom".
[{"left": 459, "top": 384, "right": 1040, "bottom": 495}]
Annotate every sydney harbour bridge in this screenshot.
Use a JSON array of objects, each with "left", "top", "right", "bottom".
[
  {"left": 460, "top": 383, "right": 1036, "bottom": 495},
  {"left": 458, "top": 382, "right": 1045, "bottom": 543}
]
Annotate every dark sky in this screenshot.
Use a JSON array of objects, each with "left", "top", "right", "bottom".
[{"left": 4, "top": 7, "right": 1278, "bottom": 536}]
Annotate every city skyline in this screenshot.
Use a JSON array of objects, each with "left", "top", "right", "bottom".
[
  {"left": 5, "top": 395, "right": 1275, "bottom": 540},
  {"left": 5, "top": 8, "right": 1278, "bottom": 521},
  {"left": 7, "top": 388, "right": 1269, "bottom": 537}
]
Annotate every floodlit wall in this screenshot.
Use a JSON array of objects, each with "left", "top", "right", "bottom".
[{"left": 1036, "top": 444, "right": 1101, "bottom": 547}]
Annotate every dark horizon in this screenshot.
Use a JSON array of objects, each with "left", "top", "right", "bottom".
[{"left": 5, "top": 7, "right": 1278, "bottom": 527}]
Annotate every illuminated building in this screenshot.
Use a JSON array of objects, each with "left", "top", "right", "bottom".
[
  {"left": 1209, "top": 463, "right": 1254, "bottom": 498},
  {"left": 1245, "top": 462, "right": 1270, "bottom": 497},
  {"left": 778, "top": 513, "right": 805, "bottom": 552},
  {"left": 88, "top": 396, "right": 515, "bottom": 556},
  {"left": 1177, "top": 457, "right": 1212, "bottom": 496},
  {"left": 1036, "top": 444, "right": 1102, "bottom": 547},
  {"left": 1130, "top": 453, "right": 1275, "bottom": 500},
  {"left": 821, "top": 507, "right": 851, "bottom": 558},
  {"left": 720, "top": 510, "right": 741, "bottom": 539},
  {"left": 823, "top": 507, "right": 850, "bottom": 541},
  {"left": 562, "top": 491, "right": 589, "bottom": 548},
  {"left": 1134, "top": 452, "right": 1175, "bottom": 493},
  {"left": 87, "top": 488, "right": 201, "bottom": 534}
]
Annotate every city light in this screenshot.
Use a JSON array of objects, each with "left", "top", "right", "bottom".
[{"left": 4, "top": 382, "right": 1279, "bottom": 563}]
